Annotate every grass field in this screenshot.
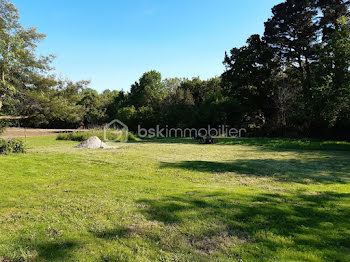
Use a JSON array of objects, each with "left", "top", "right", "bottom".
[{"left": 0, "top": 137, "right": 349, "bottom": 261}]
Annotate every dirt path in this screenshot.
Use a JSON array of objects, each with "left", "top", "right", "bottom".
[{"left": 0, "top": 128, "right": 85, "bottom": 138}]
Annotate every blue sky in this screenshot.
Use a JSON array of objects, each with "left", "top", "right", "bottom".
[{"left": 13, "top": 0, "right": 281, "bottom": 92}]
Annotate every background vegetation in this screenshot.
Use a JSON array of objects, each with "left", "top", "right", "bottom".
[
  {"left": 56, "top": 130, "right": 138, "bottom": 142},
  {"left": 0, "top": 0, "right": 349, "bottom": 140},
  {"left": 0, "top": 138, "right": 25, "bottom": 154}
]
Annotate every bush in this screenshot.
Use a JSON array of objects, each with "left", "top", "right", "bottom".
[
  {"left": 0, "top": 138, "right": 26, "bottom": 155},
  {"left": 0, "top": 120, "right": 8, "bottom": 135},
  {"left": 57, "top": 130, "right": 138, "bottom": 142}
]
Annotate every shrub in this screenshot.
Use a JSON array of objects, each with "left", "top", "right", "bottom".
[
  {"left": 0, "top": 138, "right": 26, "bottom": 155},
  {"left": 57, "top": 130, "right": 138, "bottom": 142},
  {"left": 0, "top": 120, "right": 7, "bottom": 135}
]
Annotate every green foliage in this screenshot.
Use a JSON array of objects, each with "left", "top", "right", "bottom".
[
  {"left": 78, "top": 88, "right": 119, "bottom": 127},
  {"left": 22, "top": 80, "right": 88, "bottom": 128},
  {"left": 1, "top": 0, "right": 349, "bottom": 141},
  {"left": 56, "top": 130, "right": 138, "bottom": 142},
  {"left": 161, "top": 87, "right": 195, "bottom": 128},
  {"left": 222, "top": 0, "right": 350, "bottom": 138},
  {"left": 0, "top": 138, "right": 25, "bottom": 154},
  {"left": 129, "top": 70, "right": 166, "bottom": 109},
  {"left": 114, "top": 106, "right": 138, "bottom": 129},
  {"left": 222, "top": 34, "right": 277, "bottom": 128},
  {"left": 109, "top": 74, "right": 243, "bottom": 131},
  {"left": 0, "top": 0, "right": 52, "bottom": 115},
  {"left": 315, "top": 17, "right": 350, "bottom": 126},
  {"left": 0, "top": 120, "right": 7, "bottom": 134}
]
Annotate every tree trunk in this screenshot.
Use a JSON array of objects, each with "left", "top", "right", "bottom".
[{"left": 0, "top": 94, "right": 5, "bottom": 111}]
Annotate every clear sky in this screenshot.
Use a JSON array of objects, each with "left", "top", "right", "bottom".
[{"left": 13, "top": 0, "right": 281, "bottom": 92}]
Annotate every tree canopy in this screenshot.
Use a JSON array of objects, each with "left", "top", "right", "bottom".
[{"left": 0, "top": 0, "right": 349, "bottom": 140}]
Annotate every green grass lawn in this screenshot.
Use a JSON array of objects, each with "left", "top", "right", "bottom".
[{"left": 0, "top": 137, "right": 349, "bottom": 261}]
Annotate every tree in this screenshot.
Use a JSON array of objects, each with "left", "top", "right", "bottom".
[
  {"left": 161, "top": 87, "right": 195, "bottom": 128},
  {"left": 222, "top": 34, "right": 276, "bottom": 129},
  {"left": 263, "top": 0, "right": 319, "bottom": 96},
  {"left": 179, "top": 77, "right": 222, "bottom": 107},
  {"left": 222, "top": 0, "right": 349, "bottom": 138},
  {"left": 114, "top": 106, "right": 137, "bottom": 130},
  {"left": 315, "top": 16, "right": 350, "bottom": 127},
  {"left": 106, "top": 91, "right": 128, "bottom": 121},
  {"left": 163, "top": 77, "right": 183, "bottom": 92},
  {"left": 79, "top": 89, "right": 106, "bottom": 127},
  {"left": 0, "top": 0, "right": 53, "bottom": 112},
  {"left": 129, "top": 71, "right": 166, "bottom": 109},
  {"left": 317, "top": 0, "right": 349, "bottom": 41},
  {"left": 23, "top": 80, "right": 88, "bottom": 128}
]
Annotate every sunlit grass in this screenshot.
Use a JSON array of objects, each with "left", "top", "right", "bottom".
[{"left": 0, "top": 136, "right": 349, "bottom": 261}]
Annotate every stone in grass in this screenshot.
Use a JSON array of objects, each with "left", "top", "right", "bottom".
[{"left": 75, "top": 136, "right": 120, "bottom": 149}]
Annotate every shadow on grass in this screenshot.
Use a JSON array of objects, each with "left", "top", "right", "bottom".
[
  {"left": 129, "top": 137, "right": 350, "bottom": 153},
  {"left": 137, "top": 191, "right": 350, "bottom": 260},
  {"left": 93, "top": 226, "right": 131, "bottom": 240},
  {"left": 36, "top": 241, "right": 78, "bottom": 261},
  {"left": 12, "top": 240, "right": 79, "bottom": 261},
  {"left": 215, "top": 137, "right": 350, "bottom": 151},
  {"left": 161, "top": 158, "right": 350, "bottom": 184},
  {"left": 128, "top": 137, "right": 196, "bottom": 145}
]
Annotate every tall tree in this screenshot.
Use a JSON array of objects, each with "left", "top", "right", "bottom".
[
  {"left": 263, "top": 0, "right": 319, "bottom": 93},
  {"left": 129, "top": 70, "right": 166, "bottom": 109},
  {"left": 315, "top": 16, "right": 350, "bottom": 127},
  {"left": 0, "top": 0, "right": 52, "bottom": 112},
  {"left": 179, "top": 77, "right": 222, "bottom": 107},
  {"left": 317, "top": 0, "right": 349, "bottom": 93},
  {"left": 24, "top": 80, "right": 88, "bottom": 128},
  {"left": 222, "top": 34, "right": 276, "bottom": 128},
  {"left": 78, "top": 88, "right": 106, "bottom": 127},
  {"left": 317, "top": 0, "right": 349, "bottom": 41}
]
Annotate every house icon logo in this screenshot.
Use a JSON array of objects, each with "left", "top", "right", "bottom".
[{"left": 104, "top": 119, "right": 129, "bottom": 143}]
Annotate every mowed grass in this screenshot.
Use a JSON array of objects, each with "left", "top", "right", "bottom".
[{"left": 0, "top": 137, "right": 349, "bottom": 261}]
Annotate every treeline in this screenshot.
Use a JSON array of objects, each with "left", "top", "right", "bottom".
[
  {"left": 17, "top": 73, "right": 242, "bottom": 131},
  {"left": 222, "top": 0, "right": 350, "bottom": 139},
  {"left": 1, "top": 0, "right": 349, "bottom": 139}
]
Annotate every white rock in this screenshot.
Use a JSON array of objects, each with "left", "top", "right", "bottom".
[{"left": 76, "top": 136, "right": 120, "bottom": 149}]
